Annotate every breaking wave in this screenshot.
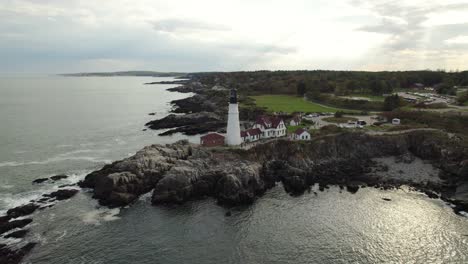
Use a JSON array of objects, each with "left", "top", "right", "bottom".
[
  {"left": 82, "top": 208, "right": 121, "bottom": 225},
  {"left": 0, "top": 153, "right": 111, "bottom": 168},
  {"left": 0, "top": 171, "right": 87, "bottom": 213}
]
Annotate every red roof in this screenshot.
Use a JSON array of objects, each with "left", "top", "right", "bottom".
[
  {"left": 241, "top": 128, "right": 262, "bottom": 138},
  {"left": 255, "top": 115, "right": 283, "bottom": 129},
  {"left": 201, "top": 133, "right": 225, "bottom": 141},
  {"left": 294, "top": 128, "right": 308, "bottom": 135}
]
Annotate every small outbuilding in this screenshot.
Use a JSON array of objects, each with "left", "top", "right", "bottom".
[
  {"left": 292, "top": 128, "right": 311, "bottom": 140},
  {"left": 200, "top": 133, "right": 225, "bottom": 147},
  {"left": 289, "top": 116, "right": 301, "bottom": 126},
  {"left": 392, "top": 118, "right": 401, "bottom": 125}
]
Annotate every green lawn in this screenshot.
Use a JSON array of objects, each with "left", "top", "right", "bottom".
[
  {"left": 251, "top": 95, "right": 341, "bottom": 113},
  {"left": 287, "top": 125, "right": 308, "bottom": 133}
]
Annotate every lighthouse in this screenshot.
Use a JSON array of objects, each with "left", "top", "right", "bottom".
[{"left": 226, "top": 88, "right": 242, "bottom": 146}]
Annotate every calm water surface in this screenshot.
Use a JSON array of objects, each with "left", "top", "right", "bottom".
[{"left": 0, "top": 76, "right": 467, "bottom": 264}]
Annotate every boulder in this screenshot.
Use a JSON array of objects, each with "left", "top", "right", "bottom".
[
  {"left": 43, "top": 189, "right": 78, "bottom": 201},
  {"left": 7, "top": 203, "right": 39, "bottom": 218},
  {"left": 0, "top": 219, "right": 32, "bottom": 235},
  {"left": 32, "top": 178, "right": 48, "bottom": 184},
  {"left": 0, "top": 242, "right": 36, "bottom": 264},
  {"left": 346, "top": 184, "right": 360, "bottom": 194},
  {"left": 50, "top": 174, "right": 68, "bottom": 181},
  {"left": 80, "top": 140, "right": 193, "bottom": 206},
  {"left": 145, "top": 112, "right": 221, "bottom": 130},
  {"left": 4, "top": 229, "right": 28, "bottom": 239}
]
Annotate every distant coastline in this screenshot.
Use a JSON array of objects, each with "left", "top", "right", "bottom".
[{"left": 59, "top": 71, "right": 186, "bottom": 77}]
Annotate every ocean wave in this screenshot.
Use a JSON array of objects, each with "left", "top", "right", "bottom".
[
  {"left": 0, "top": 171, "right": 88, "bottom": 212},
  {"left": 56, "top": 144, "right": 73, "bottom": 148},
  {"left": 82, "top": 208, "right": 120, "bottom": 225},
  {"left": 0, "top": 156, "right": 111, "bottom": 168}
]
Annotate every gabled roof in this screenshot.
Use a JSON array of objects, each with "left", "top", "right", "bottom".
[
  {"left": 294, "top": 128, "right": 308, "bottom": 135},
  {"left": 201, "top": 133, "right": 225, "bottom": 141},
  {"left": 241, "top": 128, "right": 262, "bottom": 138},
  {"left": 247, "top": 128, "right": 262, "bottom": 136},
  {"left": 255, "top": 115, "right": 283, "bottom": 129}
]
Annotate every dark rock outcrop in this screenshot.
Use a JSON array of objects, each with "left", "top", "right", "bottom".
[
  {"left": 144, "top": 80, "right": 189, "bottom": 85},
  {"left": 157, "top": 121, "right": 226, "bottom": 136},
  {"left": 146, "top": 112, "right": 221, "bottom": 129},
  {"left": 4, "top": 229, "right": 28, "bottom": 239},
  {"left": 32, "top": 178, "right": 48, "bottom": 184},
  {"left": 0, "top": 219, "right": 32, "bottom": 235},
  {"left": 79, "top": 141, "right": 193, "bottom": 207},
  {"left": 145, "top": 112, "right": 224, "bottom": 135},
  {"left": 7, "top": 204, "right": 39, "bottom": 219},
  {"left": 43, "top": 189, "right": 78, "bottom": 201},
  {"left": 0, "top": 242, "right": 36, "bottom": 264},
  {"left": 50, "top": 174, "right": 68, "bottom": 181},
  {"left": 170, "top": 94, "right": 217, "bottom": 114},
  {"left": 32, "top": 174, "right": 68, "bottom": 184}
]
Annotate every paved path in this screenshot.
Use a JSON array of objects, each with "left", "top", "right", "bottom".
[{"left": 365, "top": 128, "right": 440, "bottom": 136}]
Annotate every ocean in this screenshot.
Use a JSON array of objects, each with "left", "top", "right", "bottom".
[{"left": 0, "top": 76, "right": 467, "bottom": 263}]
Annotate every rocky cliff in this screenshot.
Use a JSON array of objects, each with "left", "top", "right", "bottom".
[{"left": 79, "top": 130, "right": 468, "bottom": 213}]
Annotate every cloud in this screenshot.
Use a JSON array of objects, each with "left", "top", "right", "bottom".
[
  {"left": 357, "top": 18, "right": 406, "bottom": 34},
  {"left": 445, "top": 35, "right": 468, "bottom": 45},
  {"left": 150, "top": 18, "right": 230, "bottom": 33},
  {"left": 352, "top": 0, "right": 468, "bottom": 69},
  {"left": 1, "top": 0, "right": 468, "bottom": 73}
]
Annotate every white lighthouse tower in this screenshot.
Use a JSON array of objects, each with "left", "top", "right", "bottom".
[{"left": 226, "top": 88, "right": 242, "bottom": 146}]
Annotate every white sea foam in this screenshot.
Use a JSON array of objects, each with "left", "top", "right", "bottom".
[
  {"left": 56, "top": 144, "right": 73, "bottom": 148},
  {"left": 82, "top": 208, "right": 121, "bottom": 225},
  {"left": 0, "top": 171, "right": 88, "bottom": 212},
  {"left": 55, "top": 230, "right": 67, "bottom": 242},
  {"left": 0, "top": 156, "right": 111, "bottom": 168}
]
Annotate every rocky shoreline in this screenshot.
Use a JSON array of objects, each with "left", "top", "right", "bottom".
[
  {"left": 78, "top": 130, "right": 468, "bottom": 213},
  {"left": 0, "top": 175, "right": 79, "bottom": 264},
  {"left": 144, "top": 79, "right": 265, "bottom": 135},
  {"left": 145, "top": 112, "right": 226, "bottom": 136}
]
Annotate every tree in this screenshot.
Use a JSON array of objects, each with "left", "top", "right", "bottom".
[
  {"left": 334, "top": 111, "right": 344, "bottom": 118},
  {"left": 383, "top": 94, "right": 402, "bottom": 111},
  {"left": 457, "top": 91, "right": 468, "bottom": 105},
  {"left": 435, "top": 82, "right": 456, "bottom": 95},
  {"left": 346, "top": 80, "right": 358, "bottom": 93},
  {"left": 370, "top": 80, "right": 384, "bottom": 95},
  {"left": 297, "top": 81, "right": 306, "bottom": 97}
]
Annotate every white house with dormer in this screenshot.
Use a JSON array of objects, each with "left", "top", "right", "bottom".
[
  {"left": 252, "top": 115, "right": 286, "bottom": 139},
  {"left": 241, "top": 128, "right": 262, "bottom": 143}
]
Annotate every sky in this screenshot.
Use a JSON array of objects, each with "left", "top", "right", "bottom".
[{"left": 1, "top": 0, "right": 468, "bottom": 74}]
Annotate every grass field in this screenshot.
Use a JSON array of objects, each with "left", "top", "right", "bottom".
[
  {"left": 287, "top": 125, "right": 308, "bottom": 133},
  {"left": 251, "top": 95, "right": 341, "bottom": 113}
]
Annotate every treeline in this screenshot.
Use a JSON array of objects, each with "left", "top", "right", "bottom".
[{"left": 191, "top": 70, "right": 468, "bottom": 96}]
